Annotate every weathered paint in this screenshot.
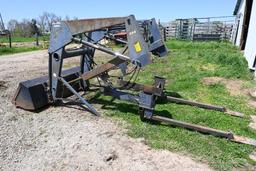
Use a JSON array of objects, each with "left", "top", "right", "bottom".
[
  {"left": 232, "top": 0, "right": 245, "bottom": 46},
  {"left": 244, "top": 0, "right": 256, "bottom": 69},
  {"left": 233, "top": 0, "right": 256, "bottom": 70}
]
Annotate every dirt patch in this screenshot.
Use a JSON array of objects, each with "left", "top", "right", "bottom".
[
  {"left": 202, "top": 77, "right": 251, "bottom": 96},
  {"left": 1, "top": 41, "right": 48, "bottom": 47},
  {"left": 0, "top": 51, "right": 212, "bottom": 171},
  {"left": 202, "top": 77, "right": 256, "bottom": 113}
]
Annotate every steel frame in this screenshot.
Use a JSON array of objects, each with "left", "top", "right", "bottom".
[{"left": 12, "top": 15, "right": 256, "bottom": 147}]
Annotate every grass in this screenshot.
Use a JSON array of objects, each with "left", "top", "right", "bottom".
[
  {"left": 94, "top": 40, "right": 256, "bottom": 170},
  {"left": 0, "top": 35, "right": 50, "bottom": 43},
  {"left": 0, "top": 46, "right": 45, "bottom": 56}
]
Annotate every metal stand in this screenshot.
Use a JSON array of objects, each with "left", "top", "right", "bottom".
[{"left": 58, "top": 77, "right": 99, "bottom": 116}]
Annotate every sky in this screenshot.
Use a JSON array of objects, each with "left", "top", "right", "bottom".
[{"left": 0, "top": 0, "right": 237, "bottom": 24}]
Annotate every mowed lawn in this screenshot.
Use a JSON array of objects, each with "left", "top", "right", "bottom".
[
  {"left": 0, "top": 36, "right": 48, "bottom": 56},
  {"left": 96, "top": 40, "right": 256, "bottom": 170}
]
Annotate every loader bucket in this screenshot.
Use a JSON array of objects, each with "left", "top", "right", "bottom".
[
  {"left": 12, "top": 76, "right": 49, "bottom": 111},
  {"left": 12, "top": 67, "right": 82, "bottom": 111}
]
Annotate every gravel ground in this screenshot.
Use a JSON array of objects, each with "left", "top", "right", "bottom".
[{"left": 0, "top": 50, "right": 212, "bottom": 171}]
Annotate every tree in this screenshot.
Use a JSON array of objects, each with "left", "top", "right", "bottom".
[
  {"left": 17, "top": 19, "right": 33, "bottom": 37},
  {"left": 46, "top": 12, "right": 61, "bottom": 31},
  {"left": 65, "top": 15, "right": 70, "bottom": 21},
  {"left": 38, "top": 12, "right": 61, "bottom": 33},
  {"left": 38, "top": 12, "right": 48, "bottom": 33},
  {"left": 7, "top": 19, "right": 18, "bottom": 33},
  {"left": 6, "top": 12, "right": 62, "bottom": 37}
]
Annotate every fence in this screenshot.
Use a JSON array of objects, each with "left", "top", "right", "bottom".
[{"left": 165, "top": 16, "right": 235, "bottom": 41}]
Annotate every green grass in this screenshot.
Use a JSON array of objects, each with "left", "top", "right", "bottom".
[
  {"left": 0, "top": 46, "right": 45, "bottom": 56},
  {"left": 0, "top": 35, "right": 50, "bottom": 43},
  {"left": 95, "top": 40, "right": 256, "bottom": 170}
]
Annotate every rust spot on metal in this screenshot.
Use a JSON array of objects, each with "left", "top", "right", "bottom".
[
  {"left": 82, "top": 57, "right": 125, "bottom": 81},
  {"left": 66, "top": 17, "right": 126, "bottom": 35}
]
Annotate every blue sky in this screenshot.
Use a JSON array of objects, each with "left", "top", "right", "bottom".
[{"left": 1, "top": 0, "right": 237, "bottom": 23}]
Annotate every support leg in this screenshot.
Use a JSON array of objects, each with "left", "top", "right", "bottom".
[
  {"left": 151, "top": 115, "right": 256, "bottom": 146},
  {"left": 166, "top": 96, "right": 244, "bottom": 118},
  {"left": 58, "top": 77, "right": 100, "bottom": 116}
]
